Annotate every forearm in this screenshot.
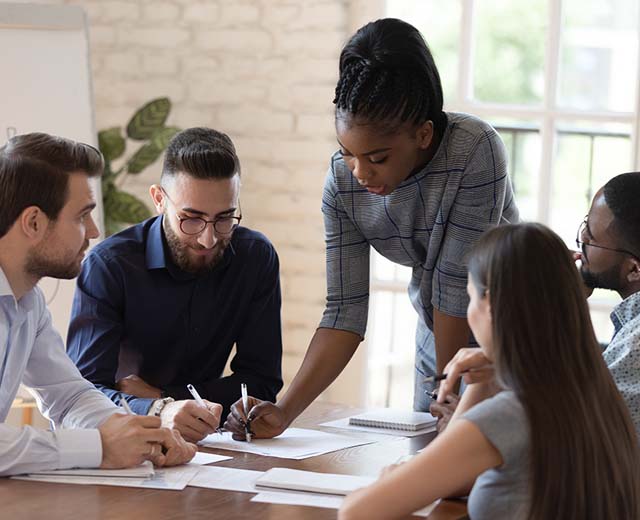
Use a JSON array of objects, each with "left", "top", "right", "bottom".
[
  {"left": 277, "top": 328, "right": 361, "bottom": 425},
  {"left": 0, "top": 424, "right": 102, "bottom": 476},
  {"left": 433, "top": 309, "right": 472, "bottom": 373}
]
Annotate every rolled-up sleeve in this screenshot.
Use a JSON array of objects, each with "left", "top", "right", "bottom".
[{"left": 319, "top": 162, "right": 370, "bottom": 337}]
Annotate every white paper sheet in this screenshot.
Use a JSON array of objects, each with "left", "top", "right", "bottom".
[
  {"left": 321, "top": 417, "right": 437, "bottom": 437},
  {"left": 27, "top": 460, "right": 154, "bottom": 478},
  {"left": 255, "top": 467, "right": 375, "bottom": 495},
  {"left": 251, "top": 491, "right": 440, "bottom": 517},
  {"left": 12, "top": 465, "right": 199, "bottom": 490},
  {"left": 187, "top": 465, "right": 264, "bottom": 493},
  {"left": 200, "top": 428, "right": 375, "bottom": 460},
  {"left": 188, "top": 452, "right": 232, "bottom": 466}
]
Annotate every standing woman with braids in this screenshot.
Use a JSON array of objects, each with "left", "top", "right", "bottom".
[
  {"left": 224, "top": 18, "right": 518, "bottom": 437},
  {"left": 340, "top": 223, "right": 640, "bottom": 520}
]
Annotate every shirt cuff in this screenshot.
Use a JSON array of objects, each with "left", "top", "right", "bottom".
[{"left": 56, "top": 428, "right": 102, "bottom": 469}]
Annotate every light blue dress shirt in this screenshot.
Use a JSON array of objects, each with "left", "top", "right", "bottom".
[
  {"left": 605, "top": 291, "right": 640, "bottom": 436},
  {"left": 0, "top": 267, "right": 118, "bottom": 476}
]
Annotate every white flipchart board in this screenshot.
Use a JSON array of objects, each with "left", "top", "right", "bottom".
[{"left": 0, "top": 3, "right": 99, "bottom": 341}]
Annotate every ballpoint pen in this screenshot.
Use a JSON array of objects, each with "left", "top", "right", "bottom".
[
  {"left": 187, "top": 383, "right": 225, "bottom": 435},
  {"left": 118, "top": 393, "right": 134, "bottom": 415},
  {"left": 241, "top": 383, "right": 252, "bottom": 443},
  {"left": 422, "top": 369, "right": 471, "bottom": 384}
]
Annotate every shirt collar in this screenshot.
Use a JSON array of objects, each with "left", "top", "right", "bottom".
[
  {"left": 610, "top": 291, "right": 640, "bottom": 336},
  {"left": 145, "top": 216, "right": 168, "bottom": 270},
  {"left": 0, "top": 266, "right": 36, "bottom": 313}
]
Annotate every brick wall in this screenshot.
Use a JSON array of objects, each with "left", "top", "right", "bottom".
[{"left": 28, "top": 0, "right": 377, "bottom": 403}]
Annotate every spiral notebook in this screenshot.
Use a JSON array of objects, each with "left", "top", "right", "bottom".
[{"left": 348, "top": 409, "right": 437, "bottom": 432}]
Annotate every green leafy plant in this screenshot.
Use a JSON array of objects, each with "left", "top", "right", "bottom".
[{"left": 98, "top": 97, "right": 180, "bottom": 236}]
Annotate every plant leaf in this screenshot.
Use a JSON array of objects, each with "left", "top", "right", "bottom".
[
  {"left": 151, "top": 126, "right": 180, "bottom": 150},
  {"left": 104, "top": 217, "right": 123, "bottom": 238},
  {"left": 103, "top": 188, "right": 152, "bottom": 224},
  {"left": 126, "top": 142, "right": 162, "bottom": 174},
  {"left": 126, "top": 98, "right": 171, "bottom": 140},
  {"left": 98, "top": 127, "right": 125, "bottom": 162}
]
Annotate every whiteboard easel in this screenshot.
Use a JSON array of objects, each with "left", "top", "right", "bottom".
[{"left": 0, "top": 3, "right": 100, "bottom": 341}]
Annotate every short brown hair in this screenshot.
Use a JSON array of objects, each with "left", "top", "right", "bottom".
[
  {"left": 0, "top": 133, "right": 103, "bottom": 238},
  {"left": 161, "top": 127, "right": 240, "bottom": 182}
]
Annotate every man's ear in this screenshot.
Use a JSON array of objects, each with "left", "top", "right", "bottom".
[
  {"left": 19, "top": 206, "right": 49, "bottom": 241},
  {"left": 416, "top": 120, "right": 434, "bottom": 150},
  {"left": 626, "top": 257, "right": 640, "bottom": 284},
  {"left": 149, "top": 185, "right": 165, "bottom": 215}
]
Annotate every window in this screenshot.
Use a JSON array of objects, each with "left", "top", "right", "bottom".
[{"left": 366, "top": 0, "right": 640, "bottom": 408}]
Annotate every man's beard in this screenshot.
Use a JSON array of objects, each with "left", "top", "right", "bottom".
[
  {"left": 25, "top": 239, "right": 87, "bottom": 280},
  {"left": 580, "top": 263, "right": 623, "bottom": 292},
  {"left": 164, "top": 218, "right": 230, "bottom": 274}
]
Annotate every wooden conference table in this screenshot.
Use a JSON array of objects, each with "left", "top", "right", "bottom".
[{"left": 0, "top": 402, "right": 468, "bottom": 519}]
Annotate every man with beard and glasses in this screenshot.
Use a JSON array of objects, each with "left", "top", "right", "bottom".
[
  {"left": 67, "top": 127, "right": 283, "bottom": 443},
  {"left": 0, "top": 133, "right": 196, "bottom": 475},
  {"left": 575, "top": 171, "right": 640, "bottom": 434}
]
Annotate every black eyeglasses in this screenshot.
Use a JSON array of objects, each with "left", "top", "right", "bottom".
[
  {"left": 161, "top": 188, "right": 242, "bottom": 236},
  {"left": 576, "top": 215, "right": 640, "bottom": 261}
]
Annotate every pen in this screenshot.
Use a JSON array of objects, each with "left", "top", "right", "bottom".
[
  {"left": 422, "top": 369, "right": 470, "bottom": 384},
  {"left": 241, "top": 383, "right": 252, "bottom": 443},
  {"left": 187, "top": 383, "right": 206, "bottom": 407},
  {"left": 119, "top": 394, "right": 134, "bottom": 415},
  {"left": 187, "top": 383, "right": 225, "bottom": 436},
  {"left": 120, "top": 393, "right": 167, "bottom": 456}
]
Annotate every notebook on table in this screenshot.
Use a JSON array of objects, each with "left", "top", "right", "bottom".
[
  {"left": 255, "top": 467, "right": 375, "bottom": 496},
  {"left": 348, "top": 409, "right": 437, "bottom": 432}
]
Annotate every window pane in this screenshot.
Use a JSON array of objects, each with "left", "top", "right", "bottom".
[
  {"left": 559, "top": 0, "right": 639, "bottom": 112},
  {"left": 473, "top": 0, "right": 547, "bottom": 104},
  {"left": 550, "top": 122, "right": 632, "bottom": 247},
  {"left": 366, "top": 290, "right": 417, "bottom": 409},
  {"left": 372, "top": 249, "right": 412, "bottom": 284},
  {"left": 386, "top": 0, "right": 461, "bottom": 102},
  {"left": 492, "top": 119, "right": 541, "bottom": 221}
]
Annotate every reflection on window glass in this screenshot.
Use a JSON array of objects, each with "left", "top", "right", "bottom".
[
  {"left": 474, "top": 0, "right": 547, "bottom": 104},
  {"left": 492, "top": 119, "right": 541, "bottom": 221},
  {"left": 559, "top": 0, "right": 639, "bottom": 112},
  {"left": 386, "top": 0, "right": 461, "bottom": 101},
  {"left": 551, "top": 123, "right": 631, "bottom": 247}
]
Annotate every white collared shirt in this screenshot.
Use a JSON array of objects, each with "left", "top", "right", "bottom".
[{"left": 0, "top": 267, "right": 118, "bottom": 475}]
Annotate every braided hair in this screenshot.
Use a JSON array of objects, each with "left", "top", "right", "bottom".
[{"left": 333, "top": 18, "right": 446, "bottom": 135}]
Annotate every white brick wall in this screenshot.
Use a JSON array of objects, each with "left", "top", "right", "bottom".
[{"left": 51, "top": 0, "right": 373, "bottom": 403}]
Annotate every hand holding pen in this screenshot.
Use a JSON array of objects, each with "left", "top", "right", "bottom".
[
  {"left": 187, "top": 384, "right": 225, "bottom": 436},
  {"left": 241, "top": 383, "right": 252, "bottom": 443},
  {"left": 432, "top": 348, "right": 494, "bottom": 404}
]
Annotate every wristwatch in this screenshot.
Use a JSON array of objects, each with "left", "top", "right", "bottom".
[{"left": 148, "top": 396, "right": 174, "bottom": 417}]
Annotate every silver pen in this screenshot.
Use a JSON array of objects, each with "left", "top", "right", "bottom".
[{"left": 241, "top": 383, "right": 252, "bottom": 443}]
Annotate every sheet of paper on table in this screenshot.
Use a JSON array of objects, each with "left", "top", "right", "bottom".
[
  {"left": 12, "top": 465, "right": 199, "bottom": 490},
  {"left": 251, "top": 491, "right": 441, "bottom": 517},
  {"left": 187, "top": 466, "right": 264, "bottom": 493},
  {"left": 27, "top": 460, "right": 155, "bottom": 478},
  {"left": 200, "top": 427, "right": 375, "bottom": 460},
  {"left": 189, "top": 451, "right": 232, "bottom": 466}
]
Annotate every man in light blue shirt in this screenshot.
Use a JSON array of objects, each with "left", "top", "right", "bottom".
[
  {"left": 0, "top": 133, "right": 197, "bottom": 476},
  {"left": 577, "top": 171, "right": 640, "bottom": 435}
]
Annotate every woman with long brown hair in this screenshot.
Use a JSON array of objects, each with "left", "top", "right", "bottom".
[{"left": 339, "top": 223, "right": 640, "bottom": 519}]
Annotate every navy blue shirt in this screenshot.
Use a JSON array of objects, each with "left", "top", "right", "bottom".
[{"left": 67, "top": 216, "right": 283, "bottom": 417}]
